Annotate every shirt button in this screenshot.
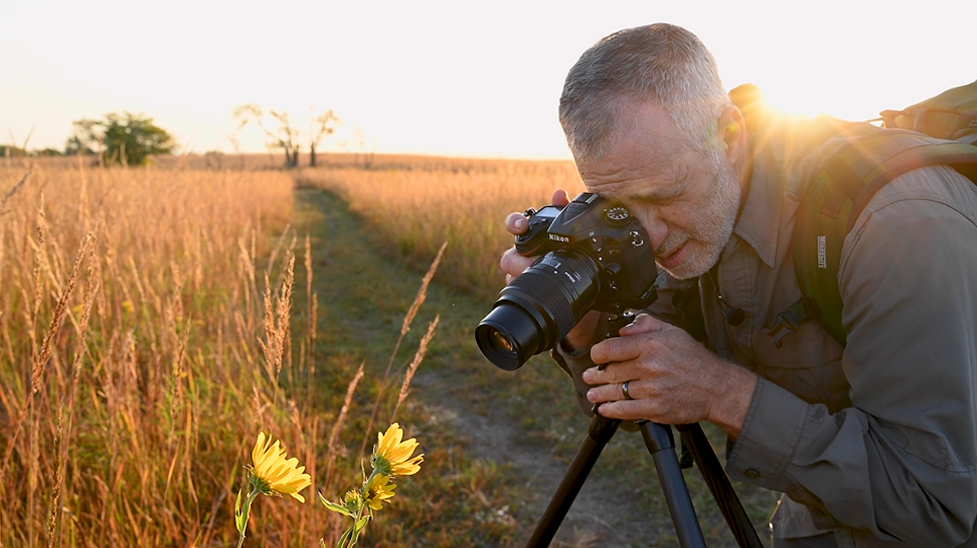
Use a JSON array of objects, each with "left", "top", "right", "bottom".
[{"left": 744, "top": 468, "right": 760, "bottom": 479}]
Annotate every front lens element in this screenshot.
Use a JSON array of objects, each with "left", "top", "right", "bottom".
[{"left": 475, "top": 247, "right": 600, "bottom": 370}]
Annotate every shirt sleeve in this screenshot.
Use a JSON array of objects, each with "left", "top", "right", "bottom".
[{"left": 726, "top": 166, "right": 977, "bottom": 545}]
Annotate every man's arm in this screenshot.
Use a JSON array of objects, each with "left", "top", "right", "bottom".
[{"left": 727, "top": 166, "right": 977, "bottom": 545}]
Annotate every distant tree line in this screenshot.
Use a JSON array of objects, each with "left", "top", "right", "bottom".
[
  {"left": 5, "top": 105, "right": 353, "bottom": 169},
  {"left": 4, "top": 112, "right": 176, "bottom": 166},
  {"left": 1, "top": 145, "right": 62, "bottom": 157}
]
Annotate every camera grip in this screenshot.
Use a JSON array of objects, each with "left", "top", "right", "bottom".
[{"left": 514, "top": 205, "right": 563, "bottom": 256}]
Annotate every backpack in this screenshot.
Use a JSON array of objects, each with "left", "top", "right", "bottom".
[{"left": 731, "top": 80, "right": 977, "bottom": 347}]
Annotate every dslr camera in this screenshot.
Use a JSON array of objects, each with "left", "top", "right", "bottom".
[{"left": 476, "top": 192, "right": 660, "bottom": 370}]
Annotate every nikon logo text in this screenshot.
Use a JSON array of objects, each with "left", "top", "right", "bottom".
[{"left": 548, "top": 234, "right": 570, "bottom": 243}]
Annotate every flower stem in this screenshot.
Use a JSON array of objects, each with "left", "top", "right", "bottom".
[
  {"left": 338, "top": 497, "right": 368, "bottom": 548},
  {"left": 236, "top": 487, "right": 261, "bottom": 548}
]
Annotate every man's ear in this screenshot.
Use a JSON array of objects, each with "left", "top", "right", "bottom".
[{"left": 718, "top": 105, "right": 748, "bottom": 170}]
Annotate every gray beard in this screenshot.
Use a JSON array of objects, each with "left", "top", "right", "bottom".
[{"left": 657, "top": 151, "right": 741, "bottom": 280}]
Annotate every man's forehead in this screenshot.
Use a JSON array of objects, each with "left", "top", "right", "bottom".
[
  {"left": 600, "top": 103, "right": 688, "bottom": 163},
  {"left": 577, "top": 129, "right": 689, "bottom": 187}
]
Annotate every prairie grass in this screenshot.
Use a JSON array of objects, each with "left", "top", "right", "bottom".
[
  {"left": 0, "top": 159, "right": 450, "bottom": 547},
  {"left": 0, "top": 159, "right": 302, "bottom": 546},
  {"left": 295, "top": 160, "right": 585, "bottom": 303}
]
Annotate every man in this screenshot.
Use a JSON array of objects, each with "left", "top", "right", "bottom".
[{"left": 499, "top": 23, "right": 977, "bottom": 546}]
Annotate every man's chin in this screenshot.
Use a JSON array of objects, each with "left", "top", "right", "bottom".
[
  {"left": 656, "top": 249, "right": 717, "bottom": 280},
  {"left": 658, "top": 264, "right": 698, "bottom": 280}
]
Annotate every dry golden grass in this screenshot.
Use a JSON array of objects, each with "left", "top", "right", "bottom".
[
  {"left": 0, "top": 151, "right": 581, "bottom": 547},
  {"left": 0, "top": 159, "right": 441, "bottom": 547},
  {"left": 0, "top": 159, "right": 296, "bottom": 546},
  {"left": 296, "top": 159, "right": 585, "bottom": 302}
]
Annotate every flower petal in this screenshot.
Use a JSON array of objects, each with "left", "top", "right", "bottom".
[{"left": 248, "top": 433, "right": 311, "bottom": 502}]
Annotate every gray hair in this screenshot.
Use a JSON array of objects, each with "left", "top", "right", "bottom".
[{"left": 559, "top": 23, "right": 731, "bottom": 160}]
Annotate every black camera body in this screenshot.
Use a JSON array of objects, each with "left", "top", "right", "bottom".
[{"left": 476, "top": 192, "right": 660, "bottom": 370}]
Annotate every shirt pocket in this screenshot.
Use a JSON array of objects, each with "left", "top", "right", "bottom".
[{"left": 749, "top": 319, "right": 850, "bottom": 411}]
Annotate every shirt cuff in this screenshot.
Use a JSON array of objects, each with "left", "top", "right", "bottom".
[{"left": 726, "top": 377, "right": 811, "bottom": 493}]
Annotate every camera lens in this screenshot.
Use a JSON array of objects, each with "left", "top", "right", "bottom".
[
  {"left": 476, "top": 247, "right": 600, "bottom": 370},
  {"left": 474, "top": 308, "right": 536, "bottom": 370}
]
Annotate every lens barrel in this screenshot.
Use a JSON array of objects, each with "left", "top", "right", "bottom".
[{"left": 476, "top": 248, "right": 600, "bottom": 370}]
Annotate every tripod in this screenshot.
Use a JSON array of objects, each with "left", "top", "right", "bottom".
[
  {"left": 524, "top": 416, "right": 764, "bottom": 547},
  {"left": 524, "top": 314, "right": 764, "bottom": 547}
]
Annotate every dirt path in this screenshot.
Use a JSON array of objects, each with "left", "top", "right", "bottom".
[{"left": 292, "top": 188, "right": 767, "bottom": 547}]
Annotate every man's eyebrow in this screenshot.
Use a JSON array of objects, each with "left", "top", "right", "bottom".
[{"left": 634, "top": 170, "right": 688, "bottom": 202}]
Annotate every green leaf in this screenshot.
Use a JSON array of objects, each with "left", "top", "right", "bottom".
[
  {"left": 234, "top": 489, "right": 248, "bottom": 534},
  {"left": 319, "top": 492, "right": 353, "bottom": 517},
  {"left": 338, "top": 528, "right": 354, "bottom": 548}
]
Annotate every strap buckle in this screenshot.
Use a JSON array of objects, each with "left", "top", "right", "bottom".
[{"left": 763, "top": 298, "right": 818, "bottom": 349}]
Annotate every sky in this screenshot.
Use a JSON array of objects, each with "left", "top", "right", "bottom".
[{"left": 2, "top": 0, "right": 973, "bottom": 159}]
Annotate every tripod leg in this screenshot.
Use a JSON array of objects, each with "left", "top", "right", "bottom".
[
  {"left": 676, "top": 423, "right": 764, "bottom": 548},
  {"left": 638, "top": 421, "right": 707, "bottom": 548},
  {"left": 523, "top": 415, "right": 620, "bottom": 548}
]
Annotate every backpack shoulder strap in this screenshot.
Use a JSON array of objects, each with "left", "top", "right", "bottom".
[{"left": 783, "top": 129, "right": 977, "bottom": 347}]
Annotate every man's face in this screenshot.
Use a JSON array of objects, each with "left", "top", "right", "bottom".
[{"left": 575, "top": 101, "right": 743, "bottom": 280}]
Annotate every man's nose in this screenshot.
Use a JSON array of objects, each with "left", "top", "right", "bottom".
[{"left": 640, "top": 216, "right": 669, "bottom": 252}]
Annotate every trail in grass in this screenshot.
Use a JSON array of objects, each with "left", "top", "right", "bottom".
[{"left": 291, "top": 187, "right": 765, "bottom": 547}]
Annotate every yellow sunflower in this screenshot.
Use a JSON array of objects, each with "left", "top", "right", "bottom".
[
  {"left": 371, "top": 423, "right": 424, "bottom": 477},
  {"left": 249, "top": 432, "right": 312, "bottom": 502},
  {"left": 364, "top": 474, "right": 397, "bottom": 511}
]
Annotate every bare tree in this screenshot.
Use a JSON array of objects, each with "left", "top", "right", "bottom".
[
  {"left": 224, "top": 133, "right": 247, "bottom": 169},
  {"left": 233, "top": 104, "right": 301, "bottom": 168},
  {"left": 308, "top": 107, "right": 340, "bottom": 168},
  {"left": 350, "top": 127, "right": 376, "bottom": 169}
]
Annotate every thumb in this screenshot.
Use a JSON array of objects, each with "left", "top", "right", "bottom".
[{"left": 618, "top": 313, "right": 665, "bottom": 336}]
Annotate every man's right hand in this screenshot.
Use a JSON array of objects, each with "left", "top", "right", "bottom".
[{"left": 498, "top": 189, "right": 602, "bottom": 352}]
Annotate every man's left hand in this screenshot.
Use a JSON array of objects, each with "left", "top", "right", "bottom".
[{"left": 582, "top": 313, "right": 757, "bottom": 437}]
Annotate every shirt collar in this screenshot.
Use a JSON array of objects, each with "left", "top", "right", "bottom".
[{"left": 732, "top": 150, "right": 784, "bottom": 268}]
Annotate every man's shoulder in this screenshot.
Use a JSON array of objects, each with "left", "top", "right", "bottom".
[
  {"left": 839, "top": 164, "right": 977, "bottom": 281},
  {"left": 856, "top": 164, "right": 977, "bottom": 228}
]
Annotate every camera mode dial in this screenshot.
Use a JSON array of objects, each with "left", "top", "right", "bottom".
[{"left": 604, "top": 206, "right": 631, "bottom": 225}]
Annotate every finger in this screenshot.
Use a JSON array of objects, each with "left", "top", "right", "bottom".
[
  {"left": 551, "top": 189, "right": 571, "bottom": 206},
  {"left": 589, "top": 335, "right": 646, "bottom": 369},
  {"left": 618, "top": 313, "right": 666, "bottom": 336},
  {"left": 594, "top": 400, "right": 647, "bottom": 421},
  {"left": 582, "top": 362, "right": 636, "bottom": 385},
  {"left": 500, "top": 247, "right": 535, "bottom": 279},
  {"left": 504, "top": 212, "right": 528, "bottom": 235},
  {"left": 590, "top": 319, "right": 672, "bottom": 366},
  {"left": 586, "top": 381, "right": 634, "bottom": 405}
]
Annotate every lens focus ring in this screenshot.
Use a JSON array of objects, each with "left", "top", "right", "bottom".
[
  {"left": 507, "top": 270, "right": 577, "bottom": 337},
  {"left": 508, "top": 248, "right": 601, "bottom": 340}
]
